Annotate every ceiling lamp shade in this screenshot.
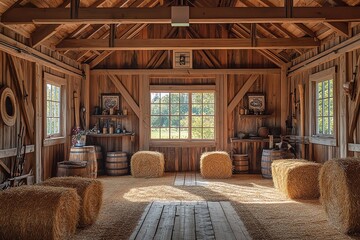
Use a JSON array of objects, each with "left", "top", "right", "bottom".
[{"left": 171, "top": 6, "right": 189, "bottom": 27}]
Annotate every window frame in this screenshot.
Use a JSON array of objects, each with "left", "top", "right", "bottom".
[
  {"left": 149, "top": 85, "right": 216, "bottom": 145},
  {"left": 43, "top": 73, "right": 67, "bottom": 146},
  {"left": 309, "top": 67, "right": 337, "bottom": 146}
]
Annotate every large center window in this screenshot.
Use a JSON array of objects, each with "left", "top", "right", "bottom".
[{"left": 150, "top": 92, "right": 215, "bottom": 140}]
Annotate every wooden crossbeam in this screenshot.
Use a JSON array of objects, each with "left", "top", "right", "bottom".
[
  {"left": 227, "top": 74, "right": 259, "bottom": 113},
  {"left": 30, "top": 0, "right": 106, "bottom": 47},
  {"left": 57, "top": 38, "right": 319, "bottom": 50},
  {"left": 3, "top": 7, "right": 360, "bottom": 24},
  {"left": 108, "top": 75, "right": 140, "bottom": 118}
]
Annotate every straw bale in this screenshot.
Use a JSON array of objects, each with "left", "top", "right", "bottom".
[
  {"left": 0, "top": 185, "right": 80, "bottom": 240},
  {"left": 200, "top": 151, "right": 232, "bottom": 179},
  {"left": 131, "top": 151, "right": 164, "bottom": 178},
  {"left": 319, "top": 158, "right": 360, "bottom": 234},
  {"left": 272, "top": 159, "right": 321, "bottom": 199},
  {"left": 41, "top": 177, "right": 103, "bottom": 227}
]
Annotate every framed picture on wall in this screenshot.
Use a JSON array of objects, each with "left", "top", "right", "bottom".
[
  {"left": 173, "top": 50, "right": 193, "bottom": 69},
  {"left": 101, "top": 94, "right": 120, "bottom": 112},
  {"left": 247, "top": 94, "right": 265, "bottom": 113}
]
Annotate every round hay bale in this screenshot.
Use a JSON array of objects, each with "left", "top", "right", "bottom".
[
  {"left": 41, "top": 177, "right": 103, "bottom": 228},
  {"left": 319, "top": 158, "right": 360, "bottom": 234},
  {"left": 200, "top": 151, "right": 232, "bottom": 179},
  {"left": 271, "top": 159, "right": 321, "bottom": 199},
  {"left": 131, "top": 151, "right": 164, "bottom": 178},
  {"left": 0, "top": 185, "right": 80, "bottom": 240}
]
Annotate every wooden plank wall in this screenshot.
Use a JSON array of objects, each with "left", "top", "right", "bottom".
[
  {"left": 289, "top": 25, "right": 360, "bottom": 162},
  {"left": 0, "top": 52, "right": 35, "bottom": 181}
]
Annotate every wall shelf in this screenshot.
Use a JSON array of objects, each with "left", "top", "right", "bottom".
[
  {"left": 230, "top": 137, "right": 280, "bottom": 143},
  {"left": 239, "top": 114, "right": 272, "bottom": 119},
  {"left": 91, "top": 115, "right": 127, "bottom": 119},
  {"left": 88, "top": 133, "right": 134, "bottom": 138}
]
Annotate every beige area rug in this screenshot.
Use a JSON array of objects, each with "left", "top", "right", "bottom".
[{"left": 71, "top": 174, "right": 360, "bottom": 240}]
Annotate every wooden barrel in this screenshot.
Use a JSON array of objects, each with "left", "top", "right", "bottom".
[
  {"left": 233, "top": 154, "right": 249, "bottom": 173},
  {"left": 93, "top": 146, "right": 104, "bottom": 176},
  {"left": 106, "top": 152, "right": 128, "bottom": 176},
  {"left": 57, "top": 161, "right": 88, "bottom": 177},
  {"left": 69, "top": 146, "right": 97, "bottom": 178},
  {"left": 261, "top": 149, "right": 293, "bottom": 178}
]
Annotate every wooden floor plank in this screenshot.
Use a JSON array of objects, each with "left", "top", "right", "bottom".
[
  {"left": 174, "top": 172, "right": 185, "bottom": 186},
  {"left": 184, "top": 204, "right": 196, "bottom": 239},
  {"left": 173, "top": 205, "right": 186, "bottom": 240},
  {"left": 134, "top": 201, "right": 164, "bottom": 240},
  {"left": 185, "top": 172, "right": 196, "bottom": 186},
  {"left": 129, "top": 202, "right": 153, "bottom": 240},
  {"left": 208, "top": 202, "right": 237, "bottom": 240},
  {"left": 195, "top": 172, "right": 208, "bottom": 186},
  {"left": 195, "top": 201, "right": 215, "bottom": 240},
  {"left": 154, "top": 204, "right": 176, "bottom": 240},
  {"left": 220, "top": 201, "right": 252, "bottom": 240}
]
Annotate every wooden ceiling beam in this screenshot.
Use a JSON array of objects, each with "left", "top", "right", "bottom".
[
  {"left": 56, "top": 38, "right": 320, "bottom": 50},
  {"left": 323, "top": 22, "right": 350, "bottom": 37},
  {"left": 30, "top": 0, "right": 106, "bottom": 48},
  {"left": 3, "top": 7, "right": 360, "bottom": 24}
]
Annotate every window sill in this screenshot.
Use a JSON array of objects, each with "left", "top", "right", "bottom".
[
  {"left": 43, "top": 137, "right": 66, "bottom": 147},
  {"left": 310, "top": 136, "right": 337, "bottom": 147},
  {"left": 150, "top": 140, "right": 216, "bottom": 147}
]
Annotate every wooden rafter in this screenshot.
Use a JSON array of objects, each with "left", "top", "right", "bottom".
[
  {"left": 57, "top": 38, "right": 319, "bottom": 50},
  {"left": 3, "top": 7, "right": 360, "bottom": 24},
  {"left": 30, "top": 0, "right": 106, "bottom": 48}
]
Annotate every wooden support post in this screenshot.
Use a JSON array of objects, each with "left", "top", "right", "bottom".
[
  {"left": 251, "top": 23, "right": 256, "bottom": 47},
  {"left": 139, "top": 75, "right": 150, "bottom": 150},
  {"left": 281, "top": 66, "right": 288, "bottom": 135},
  {"left": 339, "top": 54, "right": 348, "bottom": 157},
  {"left": 35, "top": 64, "right": 43, "bottom": 183},
  {"left": 109, "top": 24, "right": 116, "bottom": 48},
  {"left": 71, "top": 0, "right": 80, "bottom": 19},
  {"left": 82, "top": 64, "right": 91, "bottom": 129},
  {"left": 298, "top": 84, "right": 305, "bottom": 158},
  {"left": 285, "top": 0, "right": 293, "bottom": 18}
]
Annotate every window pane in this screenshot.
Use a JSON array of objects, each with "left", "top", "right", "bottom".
[
  {"left": 47, "top": 102, "right": 51, "bottom": 117},
  {"left": 54, "top": 103, "right": 60, "bottom": 117},
  {"left": 151, "top": 93, "right": 161, "bottom": 103},
  {"left": 54, "top": 118, "right": 60, "bottom": 133},
  {"left": 203, "top": 128, "right": 214, "bottom": 139},
  {"left": 47, "top": 118, "right": 51, "bottom": 135},
  {"left": 323, "top": 99, "right": 329, "bottom": 116},
  {"left": 170, "top": 93, "right": 180, "bottom": 103},
  {"left": 170, "top": 128, "right": 179, "bottom": 139},
  {"left": 203, "top": 93, "right": 214, "bottom": 103},
  {"left": 160, "top": 116, "right": 169, "bottom": 127},
  {"left": 329, "top": 117, "right": 334, "bottom": 135},
  {"left": 160, "top": 104, "right": 169, "bottom": 115},
  {"left": 180, "top": 128, "right": 188, "bottom": 139},
  {"left": 323, "top": 117, "right": 329, "bottom": 134},
  {"left": 192, "top": 93, "right": 202, "bottom": 103},
  {"left": 170, "top": 104, "right": 180, "bottom": 115},
  {"left": 329, "top": 80, "right": 333, "bottom": 97},
  {"left": 151, "top": 116, "right": 161, "bottom": 127},
  {"left": 192, "top": 116, "right": 202, "bottom": 127},
  {"left": 316, "top": 82, "right": 323, "bottom": 99},
  {"left": 179, "top": 104, "right": 189, "bottom": 115},
  {"left": 203, "top": 116, "right": 214, "bottom": 127},
  {"left": 323, "top": 81, "right": 329, "bottom": 98},
  {"left": 203, "top": 104, "right": 215, "bottom": 115},
  {"left": 317, "top": 117, "right": 323, "bottom": 134},
  {"left": 192, "top": 128, "right": 202, "bottom": 139},
  {"left": 329, "top": 98, "right": 333, "bottom": 116},
  {"left": 317, "top": 100, "right": 323, "bottom": 117},
  {"left": 180, "top": 116, "right": 188, "bottom": 127},
  {"left": 151, "top": 128, "right": 160, "bottom": 139},
  {"left": 192, "top": 104, "right": 202, "bottom": 115},
  {"left": 170, "top": 116, "right": 180, "bottom": 127},
  {"left": 151, "top": 104, "right": 160, "bottom": 115},
  {"left": 160, "top": 93, "right": 170, "bottom": 103},
  {"left": 160, "top": 128, "right": 169, "bottom": 139},
  {"left": 180, "top": 93, "right": 188, "bottom": 103},
  {"left": 47, "top": 84, "right": 52, "bottom": 100}
]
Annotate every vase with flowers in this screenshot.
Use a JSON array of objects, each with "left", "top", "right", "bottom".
[{"left": 71, "top": 127, "right": 96, "bottom": 147}]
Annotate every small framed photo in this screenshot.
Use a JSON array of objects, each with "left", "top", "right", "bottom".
[
  {"left": 247, "top": 94, "right": 265, "bottom": 113},
  {"left": 173, "top": 50, "right": 192, "bottom": 69},
  {"left": 101, "top": 94, "right": 120, "bottom": 112}
]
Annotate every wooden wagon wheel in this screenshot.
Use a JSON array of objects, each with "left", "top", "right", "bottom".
[{"left": 0, "top": 87, "right": 17, "bottom": 127}]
